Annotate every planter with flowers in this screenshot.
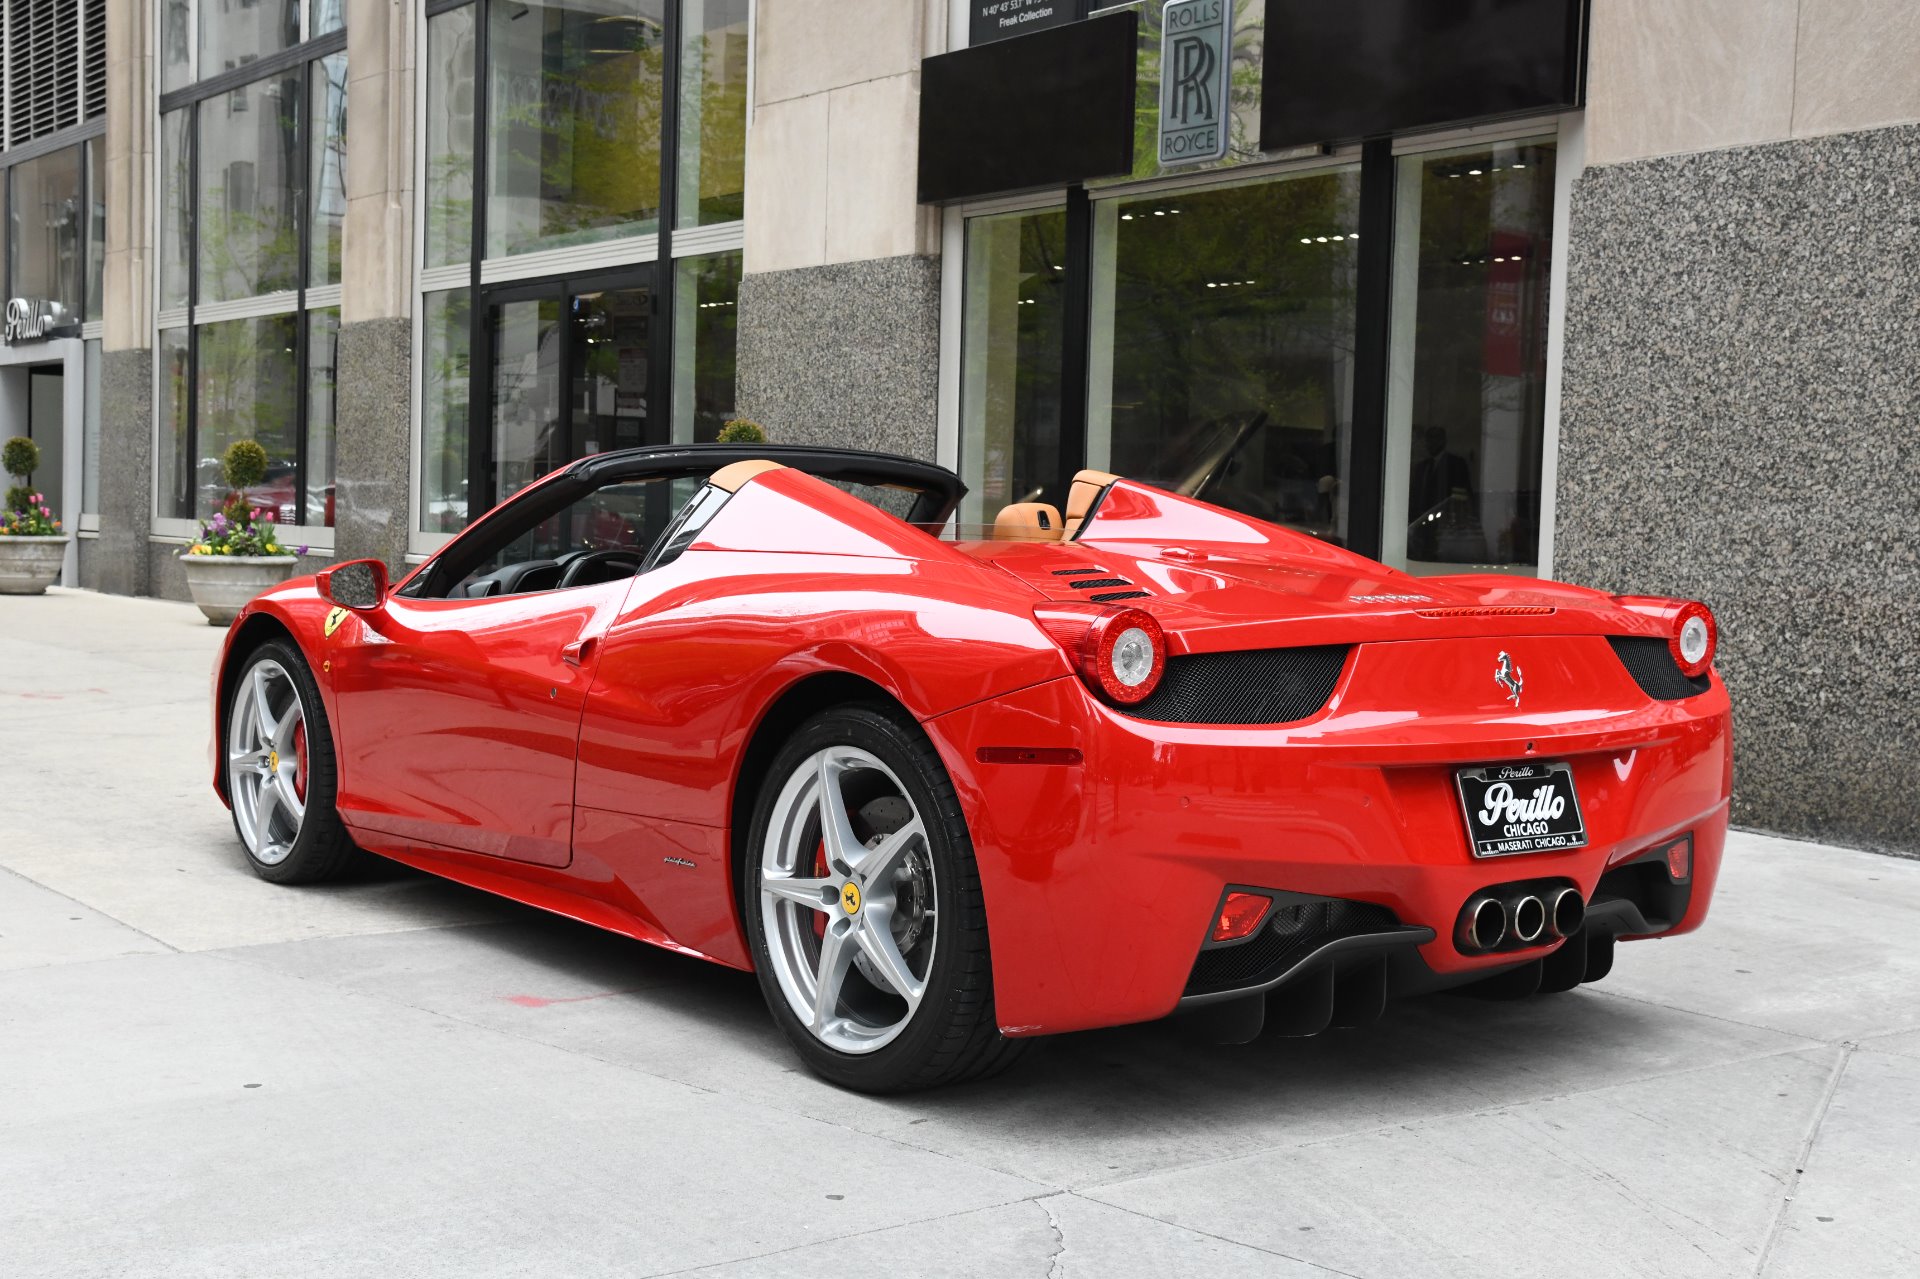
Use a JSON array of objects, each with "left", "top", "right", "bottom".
[
  {"left": 0, "top": 436, "right": 68, "bottom": 595},
  {"left": 178, "top": 440, "right": 306, "bottom": 626}
]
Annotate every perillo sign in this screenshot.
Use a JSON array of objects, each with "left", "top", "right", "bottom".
[{"left": 4, "top": 297, "right": 65, "bottom": 344}]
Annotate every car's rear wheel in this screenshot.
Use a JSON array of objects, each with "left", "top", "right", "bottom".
[
  {"left": 224, "top": 639, "right": 356, "bottom": 884},
  {"left": 745, "top": 705, "right": 1023, "bottom": 1092}
]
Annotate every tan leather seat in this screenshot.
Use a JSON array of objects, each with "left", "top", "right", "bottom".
[
  {"left": 709, "top": 459, "right": 786, "bottom": 492},
  {"left": 1062, "top": 469, "right": 1119, "bottom": 538},
  {"left": 992, "top": 501, "right": 1064, "bottom": 541}
]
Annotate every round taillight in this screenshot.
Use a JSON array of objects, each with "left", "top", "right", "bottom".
[
  {"left": 1084, "top": 608, "right": 1165, "bottom": 704},
  {"left": 1670, "top": 601, "right": 1716, "bottom": 678}
]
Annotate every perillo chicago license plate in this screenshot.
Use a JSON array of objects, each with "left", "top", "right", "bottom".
[{"left": 1455, "top": 762, "right": 1589, "bottom": 857}]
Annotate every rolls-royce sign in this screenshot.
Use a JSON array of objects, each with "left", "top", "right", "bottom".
[
  {"left": 1159, "top": 0, "right": 1233, "bottom": 167},
  {"left": 4, "top": 297, "right": 66, "bottom": 344}
]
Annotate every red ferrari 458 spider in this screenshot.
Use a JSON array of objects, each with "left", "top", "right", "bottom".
[{"left": 211, "top": 444, "right": 1730, "bottom": 1091}]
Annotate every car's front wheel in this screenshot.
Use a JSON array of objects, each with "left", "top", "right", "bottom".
[
  {"left": 224, "top": 639, "right": 357, "bottom": 884},
  {"left": 745, "top": 705, "right": 1022, "bottom": 1092}
]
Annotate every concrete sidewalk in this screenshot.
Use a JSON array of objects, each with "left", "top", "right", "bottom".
[{"left": 2, "top": 587, "right": 1916, "bottom": 1278}]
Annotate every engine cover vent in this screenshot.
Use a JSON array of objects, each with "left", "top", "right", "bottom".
[
  {"left": 1126, "top": 645, "right": 1351, "bottom": 725},
  {"left": 1608, "top": 637, "right": 1710, "bottom": 700}
]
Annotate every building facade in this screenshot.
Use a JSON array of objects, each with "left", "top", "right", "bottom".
[{"left": 15, "top": 0, "right": 1915, "bottom": 855}]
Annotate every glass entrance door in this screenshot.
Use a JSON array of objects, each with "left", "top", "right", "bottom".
[{"left": 479, "top": 267, "right": 655, "bottom": 509}]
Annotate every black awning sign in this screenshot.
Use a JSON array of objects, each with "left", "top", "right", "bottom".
[{"left": 971, "top": 0, "right": 1074, "bottom": 47}]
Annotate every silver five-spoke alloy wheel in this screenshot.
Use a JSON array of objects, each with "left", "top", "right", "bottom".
[
  {"left": 760, "top": 745, "right": 937, "bottom": 1054},
  {"left": 227, "top": 658, "right": 308, "bottom": 866}
]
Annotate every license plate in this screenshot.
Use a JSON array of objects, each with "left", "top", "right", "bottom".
[{"left": 1454, "top": 762, "right": 1589, "bottom": 857}]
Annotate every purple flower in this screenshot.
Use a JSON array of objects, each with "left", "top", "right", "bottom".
[{"left": 296, "top": 544, "right": 310, "bottom": 556}]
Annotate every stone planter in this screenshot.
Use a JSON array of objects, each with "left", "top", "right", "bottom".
[
  {"left": 0, "top": 534, "right": 69, "bottom": 595},
  {"left": 178, "top": 553, "right": 299, "bottom": 626}
]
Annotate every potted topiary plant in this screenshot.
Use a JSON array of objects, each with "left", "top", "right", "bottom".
[
  {"left": 0, "top": 436, "right": 69, "bottom": 595},
  {"left": 177, "top": 439, "right": 305, "bottom": 626},
  {"left": 716, "top": 418, "right": 768, "bottom": 444}
]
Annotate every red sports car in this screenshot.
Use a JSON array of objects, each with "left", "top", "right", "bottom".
[{"left": 212, "top": 445, "right": 1730, "bottom": 1092}]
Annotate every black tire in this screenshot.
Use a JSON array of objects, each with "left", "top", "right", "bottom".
[
  {"left": 224, "top": 639, "right": 359, "bottom": 885},
  {"left": 744, "top": 704, "right": 1025, "bottom": 1093}
]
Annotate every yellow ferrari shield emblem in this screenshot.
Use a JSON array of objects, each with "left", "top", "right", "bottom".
[
  {"left": 324, "top": 606, "right": 349, "bottom": 638},
  {"left": 840, "top": 882, "right": 862, "bottom": 915}
]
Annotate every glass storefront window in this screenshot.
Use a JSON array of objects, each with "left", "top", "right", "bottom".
[
  {"left": 309, "top": 52, "right": 348, "bottom": 288},
  {"left": 195, "top": 313, "right": 301, "bottom": 519},
  {"left": 425, "top": 4, "right": 478, "bottom": 270},
  {"left": 489, "top": 296, "right": 566, "bottom": 496},
  {"left": 160, "top": 110, "right": 193, "bottom": 311},
  {"left": 957, "top": 207, "right": 1067, "bottom": 529},
  {"left": 162, "top": 0, "right": 194, "bottom": 93},
  {"left": 307, "top": 308, "right": 340, "bottom": 526},
  {"left": 9, "top": 146, "right": 86, "bottom": 326},
  {"left": 86, "top": 141, "right": 106, "bottom": 322},
  {"left": 198, "top": 70, "right": 304, "bottom": 302},
  {"left": 313, "top": 0, "right": 345, "bottom": 37},
  {"left": 157, "top": 328, "right": 194, "bottom": 518},
  {"left": 421, "top": 288, "right": 473, "bottom": 533},
  {"left": 573, "top": 285, "right": 654, "bottom": 453},
  {"left": 487, "top": 0, "right": 667, "bottom": 258},
  {"left": 675, "top": 0, "right": 748, "bottom": 229},
  {"left": 200, "top": 0, "right": 300, "bottom": 78},
  {"left": 671, "top": 250, "right": 740, "bottom": 442},
  {"left": 1087, "top": 166, "right": 1364, "bottom": 545},
  {"left": 1383, "top": 139, "right": 1557, "bottom": 573}
]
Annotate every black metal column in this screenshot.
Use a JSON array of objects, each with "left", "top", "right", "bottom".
[{"left": 1345, "top": 138, "right": 1397, "bottom": 561}]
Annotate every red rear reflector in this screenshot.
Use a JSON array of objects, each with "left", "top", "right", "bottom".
[
  {"left": 1666, "top": 840, "right": 1692, "bottom": 881},
  {"left": 1211, "top": 892, "right": 1271, "bottom": 942},
  {"left": 974, "top": 747, "right": 1084, "bottom": 766}
]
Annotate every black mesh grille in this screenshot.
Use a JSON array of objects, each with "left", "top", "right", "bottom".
[
  {"left": 1126, "top": 645, "right": 1350, "bottom": 725},
  {"left": 1185, "top": 898, "right": 1402, "bottom": 997},
  {"left": 1088, "top": 590, "right": 1148, "bottom": 602},
  {"left": 1068, "top": 577, "right": 1131, "bottom": 590},
  {"left": 1608, "top": 637, "right": 1710, "bottom": 700}
]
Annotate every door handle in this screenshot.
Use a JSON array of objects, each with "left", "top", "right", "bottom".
[{"left": 562, "top": 636, "right": 599, "bottom": 667}]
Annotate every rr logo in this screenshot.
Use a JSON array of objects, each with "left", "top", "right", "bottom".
[{"left": 1167, "top": 34, "right": 1217, "bottom": 126}]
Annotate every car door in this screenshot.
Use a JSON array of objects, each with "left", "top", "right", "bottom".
[{"left": 326, "top": 474, "right": 665, "bottom": 866}]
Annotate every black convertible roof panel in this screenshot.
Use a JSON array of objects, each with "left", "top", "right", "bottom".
[{"left": 571, "top": 443, "right": 967, "bottom": 527}]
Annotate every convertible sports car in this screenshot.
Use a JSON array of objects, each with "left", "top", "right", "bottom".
[{"left": 212, "top": 444, "right": 1730, "bottom": 1091}]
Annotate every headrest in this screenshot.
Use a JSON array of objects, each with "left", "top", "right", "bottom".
[
  {"left": 709, "top": 459, "right": 786, "bottom": 492},
  {"left": 1063, "top": 469, "right": 1119, "bottom": 537},
  {"left": 992, "top": 502, "right": 1065, "bottom": 542}
]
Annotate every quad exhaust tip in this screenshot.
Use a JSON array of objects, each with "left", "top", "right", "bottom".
[
  {"left": 1507, "top": 893, "right": 1547, "bottom": 945},
  {"left": 1456, "top": 887, "right": 1586, "bottom": 954},
  {"left": 1456, "top": 895, "right": 1507, "bottom": 953},
  {"left": 1548, "top": 887, "right": 1586, "bottom": 939}
]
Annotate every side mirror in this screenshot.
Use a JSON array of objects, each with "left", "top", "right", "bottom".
[{"left": 317, "top": 558, "right": 389, "bottom": 610}]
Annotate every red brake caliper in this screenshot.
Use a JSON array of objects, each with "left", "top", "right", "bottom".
[
  {"left": 292, "top": 720, "right": 309, "bottom": 802},
  {"left": 811, "top": 840, "right": 829, "bottom": 941}
]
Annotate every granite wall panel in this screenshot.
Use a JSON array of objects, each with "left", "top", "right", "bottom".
[
  {"left": 332, "top": 316, "right": 413, "bottom": 573},
  {"left": 736, "top": 255, "right": 941, "bottom": 460},
  {"left": 93, "top": 348, "right": 153, "bottom": 597},
  {"left": 1556, "top": 125, "right": 1920, "bottom": 855}
]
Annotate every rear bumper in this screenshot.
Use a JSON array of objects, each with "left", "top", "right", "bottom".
[{"left": 925, "top": 653, "right": 1732, "bottom": 1037}]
